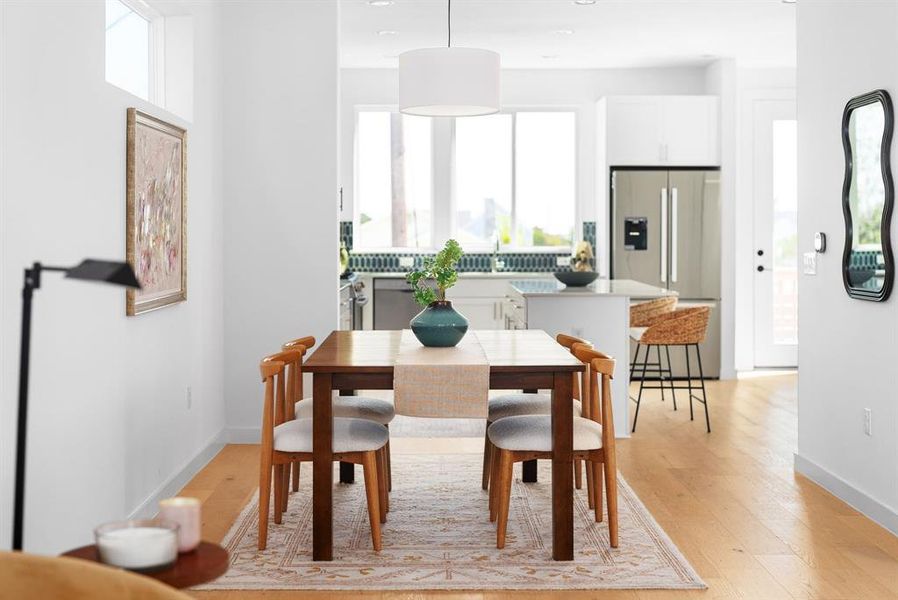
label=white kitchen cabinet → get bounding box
[599,95,720,167]
[451,297,503,329]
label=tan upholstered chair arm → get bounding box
[0,551,193,600]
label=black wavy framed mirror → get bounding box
[842,89,894,301]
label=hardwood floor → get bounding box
[185,374,898,599]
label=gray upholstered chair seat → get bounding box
[274,417,388,453]
[487,393,582,422]
[487,415,603,452]
[295,396,395,425]
[629,327,648,341]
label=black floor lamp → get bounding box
[13,259,140,551]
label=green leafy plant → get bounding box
[406,239,464,306]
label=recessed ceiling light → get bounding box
[377,30,398,36]
[551,29,575,35]
[781,0,796,3]
[542,55,559,60]
[368,0,394,6]
[573,0,596,5]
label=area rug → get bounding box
[197,454,705,591]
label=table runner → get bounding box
[393,330,489,418]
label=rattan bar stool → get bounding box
[630,306,712,433]
[629,297,678,401]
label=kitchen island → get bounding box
[506,278,676,437]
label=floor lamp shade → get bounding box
[399,47,500,117]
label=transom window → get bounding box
[355,109,577,251]
[105,0,162,103]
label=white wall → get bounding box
[340,67,709,232]
[221,1,340,440]
[795,0,898,534]
[0,0,225,552]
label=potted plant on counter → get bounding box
[406,239,469,347]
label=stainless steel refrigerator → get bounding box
[611,168,721,378]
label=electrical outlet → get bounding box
[864,408,872,436]
[398,256,414,268]
[187,386,193,410]
[556,256,570,267]
[803,252,817,275]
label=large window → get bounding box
[355,109,577,251]
[356,111,433,248]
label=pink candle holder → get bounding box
[158,497,201,553]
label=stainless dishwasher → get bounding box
[373,277,422,330]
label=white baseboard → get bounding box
[794,452,898,536]
[226,426,260,444]
[128,429,227,520]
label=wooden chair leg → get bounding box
[258,450,272,551]
[592,459,604,522]
[291,461,300,492]
[585,458,595,509]
[496,450,514,549]
[489,446,501,522]
[375,447,388,522]
[281,463,293,512]
[604,460,618,547]
[481,426,493,491]
[361,451,382,551]
[574,458,583,489]
[385,437,392,492]
[273,464,284,525]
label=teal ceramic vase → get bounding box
[409,301,469,347]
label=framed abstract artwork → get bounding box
[126,108,187,315]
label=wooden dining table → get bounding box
[303,329,584,561]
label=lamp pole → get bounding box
[12,261,139,551]
[12,264,39,551]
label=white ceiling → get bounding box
[340,0,796,70]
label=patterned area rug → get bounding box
[198,454,704,591]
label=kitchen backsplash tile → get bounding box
[339,220,597,274]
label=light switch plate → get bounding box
[556,256,570,267]
[803,251,817,275]
[398,256,414,268]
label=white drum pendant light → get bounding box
[399,0,500,117]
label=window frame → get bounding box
[352,105,580,254]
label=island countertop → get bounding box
[509,278,676,299]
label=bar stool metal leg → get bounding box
[630,343,641,380]
[632,343,651,432]
[695,343,711,433]
[664,345,677,410]
[685,344,694,421]
[656,345,666,403]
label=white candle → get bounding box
[96,525,178,570]
[159,497,202,553]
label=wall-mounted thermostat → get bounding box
[814,232,826,253]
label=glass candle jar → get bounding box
[158,497,201,553]
[94,519,178,572]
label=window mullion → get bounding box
[510,111,517,249]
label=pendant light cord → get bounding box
[447,0,452,48]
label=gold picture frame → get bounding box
[126,108,188,316]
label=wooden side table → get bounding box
[62,541,228,589]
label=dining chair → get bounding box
[258,351,389,551]
[283,336,395,492]
[487,348,619,549]
[481,333,590,492]
[630,306,712,433]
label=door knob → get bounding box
[757,265,765,272]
